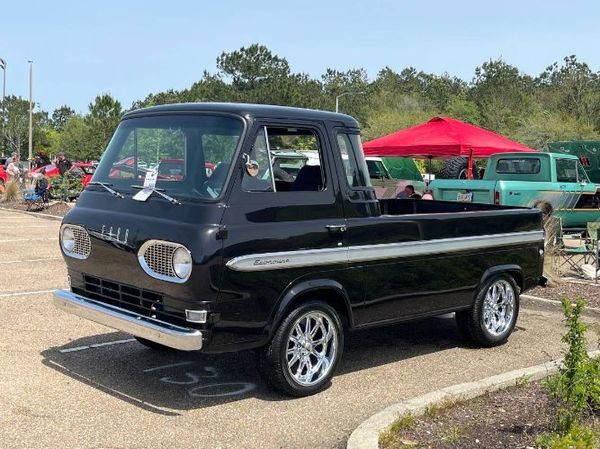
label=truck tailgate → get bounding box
[430,179,498,204]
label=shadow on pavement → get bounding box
[40,315,471,414]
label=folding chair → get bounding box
[586,222,600,282]
[552,217,593,276]
[23,188,49,211]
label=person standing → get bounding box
[6,154,21,180]
[56,152,72,176]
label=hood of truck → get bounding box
[60,190,226,302]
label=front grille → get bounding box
[73,274,187,326]
[71,227,92,258]
[138,240,190,283]
[143,243,177,278]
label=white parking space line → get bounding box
[0,289,57,298]
[142,361,194,372]
[59,339,136,353]
[7,225,59,228]
[0,257,62,264]
[3,237,58,242]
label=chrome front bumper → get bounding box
[53,289,203,351]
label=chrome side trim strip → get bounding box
[53,289,203,351]
[225,230,544,272]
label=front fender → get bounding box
[268,279,354,336]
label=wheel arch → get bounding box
[478,265,523,293]
[269,279,354,336]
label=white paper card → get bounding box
[132,188,153,202]
[144,169,158,188]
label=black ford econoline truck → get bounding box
[54,103,545,396]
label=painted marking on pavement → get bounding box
[59,338,136,353]
[3,237,58,242]
[0,289,56,298]
[143,361,194,372]
[0,257,61,265]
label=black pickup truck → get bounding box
[54,103,545,396]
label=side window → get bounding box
[336,132,371,188]
[576,161,589,183]
[556,159,578,183]
[242,126,326,192]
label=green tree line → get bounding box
[2,44,600,162]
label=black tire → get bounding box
[135,336,177,351]
[439,157,480,179]
[257,301,344,397]
[455,274,519,347]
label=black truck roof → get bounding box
[123,102,359,128]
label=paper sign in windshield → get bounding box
[144,170,158,188]
[133,170,158,202]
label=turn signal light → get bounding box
[185,310,208,323]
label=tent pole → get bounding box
[427,156,432,186]
[467,148,474,179]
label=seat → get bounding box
[23,187,49,211]
[585,221,600,282]
[291,165,323,191]
[552,217,593,276]
[204,163,230,197]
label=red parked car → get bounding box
[0,165,8,189]
[31,162,95,187]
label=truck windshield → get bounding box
[91,115,244,200]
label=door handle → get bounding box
[326,224,347,234]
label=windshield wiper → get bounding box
[88,182,124,198]
[131,185,182,205]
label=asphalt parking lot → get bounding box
[0,209,584,449]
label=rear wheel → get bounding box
[455,274,519,347]
[258,301,343,397]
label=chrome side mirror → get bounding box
[243,153,259,177]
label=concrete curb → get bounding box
[0,206,63,222]
[347,350,600,449]
[522,294,600,319]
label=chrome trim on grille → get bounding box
[53,289,203,351]
[226,230,544,272]
[60,224,92,260]
[138,240,192,283]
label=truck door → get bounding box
[556,158,583,210]
[219,121,362,335]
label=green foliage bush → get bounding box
[536,424,598,449]
[51,175,83,202]
[545,298,600,433]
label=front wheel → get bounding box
[258,301,344,397]
[456,275,519,347]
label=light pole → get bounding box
[335,91,366,113]
[0,58,5,104]
[0,58,5,157]
[28,60,33,167]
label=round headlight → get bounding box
[172,247,192,279]
[61,227,76,253]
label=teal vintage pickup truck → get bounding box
[430,152,600,228]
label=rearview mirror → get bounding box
[243,153,259,177]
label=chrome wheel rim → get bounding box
[483,279,515,336]
[286,311,338,387]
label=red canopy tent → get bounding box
[363,116,535,158]
[362,116,536,181]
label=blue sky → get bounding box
[2,1,600,113]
